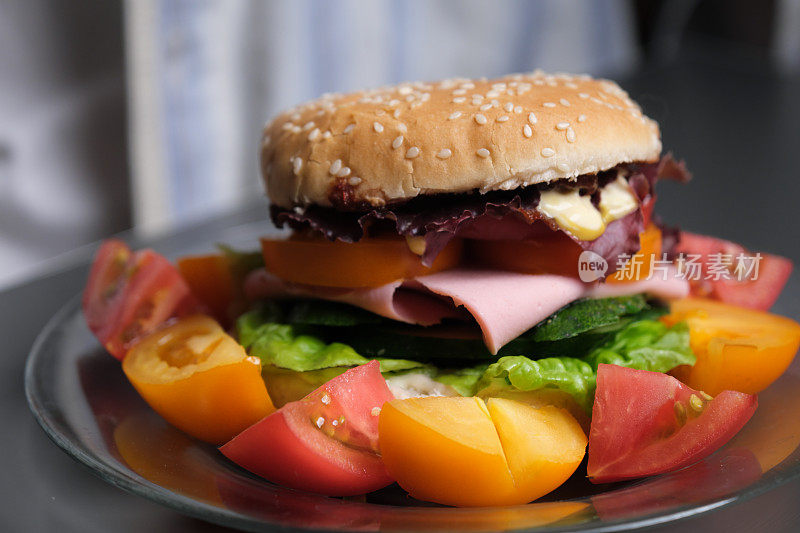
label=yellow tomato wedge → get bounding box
[260,236,463,288]
[378,396,586,507]
[122,315,275,444]
[478,388,591,434]
[663,298,800,396]
[606,223,662,283]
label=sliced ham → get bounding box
[244,268,689,354]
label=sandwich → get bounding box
[245,71,693,407]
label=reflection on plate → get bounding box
[25,245,800,532]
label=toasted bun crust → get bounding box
[261,71,661,208]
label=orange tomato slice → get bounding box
[122,315,274,444]
[378,396,586,507]
[606,223,662,283]
[177,254,235,323]
[663,298,800,396]
[467,231,584,277]
[260,236,463,288]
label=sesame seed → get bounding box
[453,88,467,95]
[472,94,483,100]
[528,112,538,124]
[398,123,407,132]
[388,99,400,106]
[329,159,342,175]
[461,82,475,89]
[406,146,420,158]
[523,124,533,138]
[453,97,466,104]
[303,121,315,130]
[373,122,384,133]
[480,103,492,111]
[578,114,587,122]
[476,148,490,158]
[474,113,487,124]
[557,162,570,172]
[486,90,500,98]
[556,122,570,130]
[448,111,462,120]
[343,124,355,134]
[437,148,452,159]
[292,157,302,175]
[322,130,332,140]
[337,166,351,177]
[504,102,514,112]
[543,102,556,108]
[392,135,404,149]
[514,105,523,114]
[541,147,555,157]
[497,115,510,122]
[348,176,362,186]
[566,128,576,143]
[308,128,321,141]
[393,109,401,119]
[578,93,589,99]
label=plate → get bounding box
[24,222,800,532]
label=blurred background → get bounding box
[1,0,799,290]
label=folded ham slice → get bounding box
[244,268,689,354]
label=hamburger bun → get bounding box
[261,71,661,209]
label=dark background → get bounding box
[2,0,800,531]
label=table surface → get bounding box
[4,56,800,532]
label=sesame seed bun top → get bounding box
[261,71,661,209]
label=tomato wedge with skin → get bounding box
[664,298,800,396]
[675,232,793,311]
[123,315,274,444]
[260,236,463,288]
[83,240,204,360]
[220,361,394,496]
[588,364,757,483]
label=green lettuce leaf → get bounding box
[237,309,427,373]
[476,319,695,411]
[433,365,489,396]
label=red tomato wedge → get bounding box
[83,240,203,360]
[588,364,757,483]
[675,232,793,311]
[220,361,394,496]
